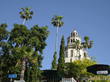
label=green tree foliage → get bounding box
[57,36,65,76]
[82,36,93,49]
[89,75,110,81]
[0,8,49,82]
[64,59,96,81]
[51,15,64,27]
[0,24,8,41]
[0,24,10,81]
[19,7,33,24]
[51,51,57,70]
[64,63,81,79]
[10,24,49,80]
[0,24,49,82]
[9,24,31,80]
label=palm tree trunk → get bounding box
[55,27,59,52]
[20,59,26,80]
[23,19,26,25]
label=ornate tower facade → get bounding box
[65,30,90,63]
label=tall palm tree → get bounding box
[51,15,64,69]
[19,7,33,80]
[19,7,33,25]
[51,15,64,53]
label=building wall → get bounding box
[61,77,76,82]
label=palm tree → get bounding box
[15,47,34,80]
[73,40,82,60]
[19,7,33,80]
[51,15,64,69]
[19,7,33,25]
[51,15,64,53]
[82,36,93,58]
[83,36,93,49]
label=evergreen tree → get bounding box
[51,51,57,70]
[57,36,65,77]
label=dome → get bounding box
[71,30,78,37]
[73,30,77,33]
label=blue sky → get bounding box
[0,0,110,69]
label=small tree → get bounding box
[64,59,96,81]
[73,59,96,81]
[83,36,93,49]
[82,36,93,58]
[64,62,81,79]
[51,51,57,70]
[73,36,93,59]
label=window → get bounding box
[65,52,68,57]
[71,50,73,57]
[71,39,72,43]
[73,39,75,42]
[66,54,68,57]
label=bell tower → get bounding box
[67,30,81,46]
[65,30,90,63]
